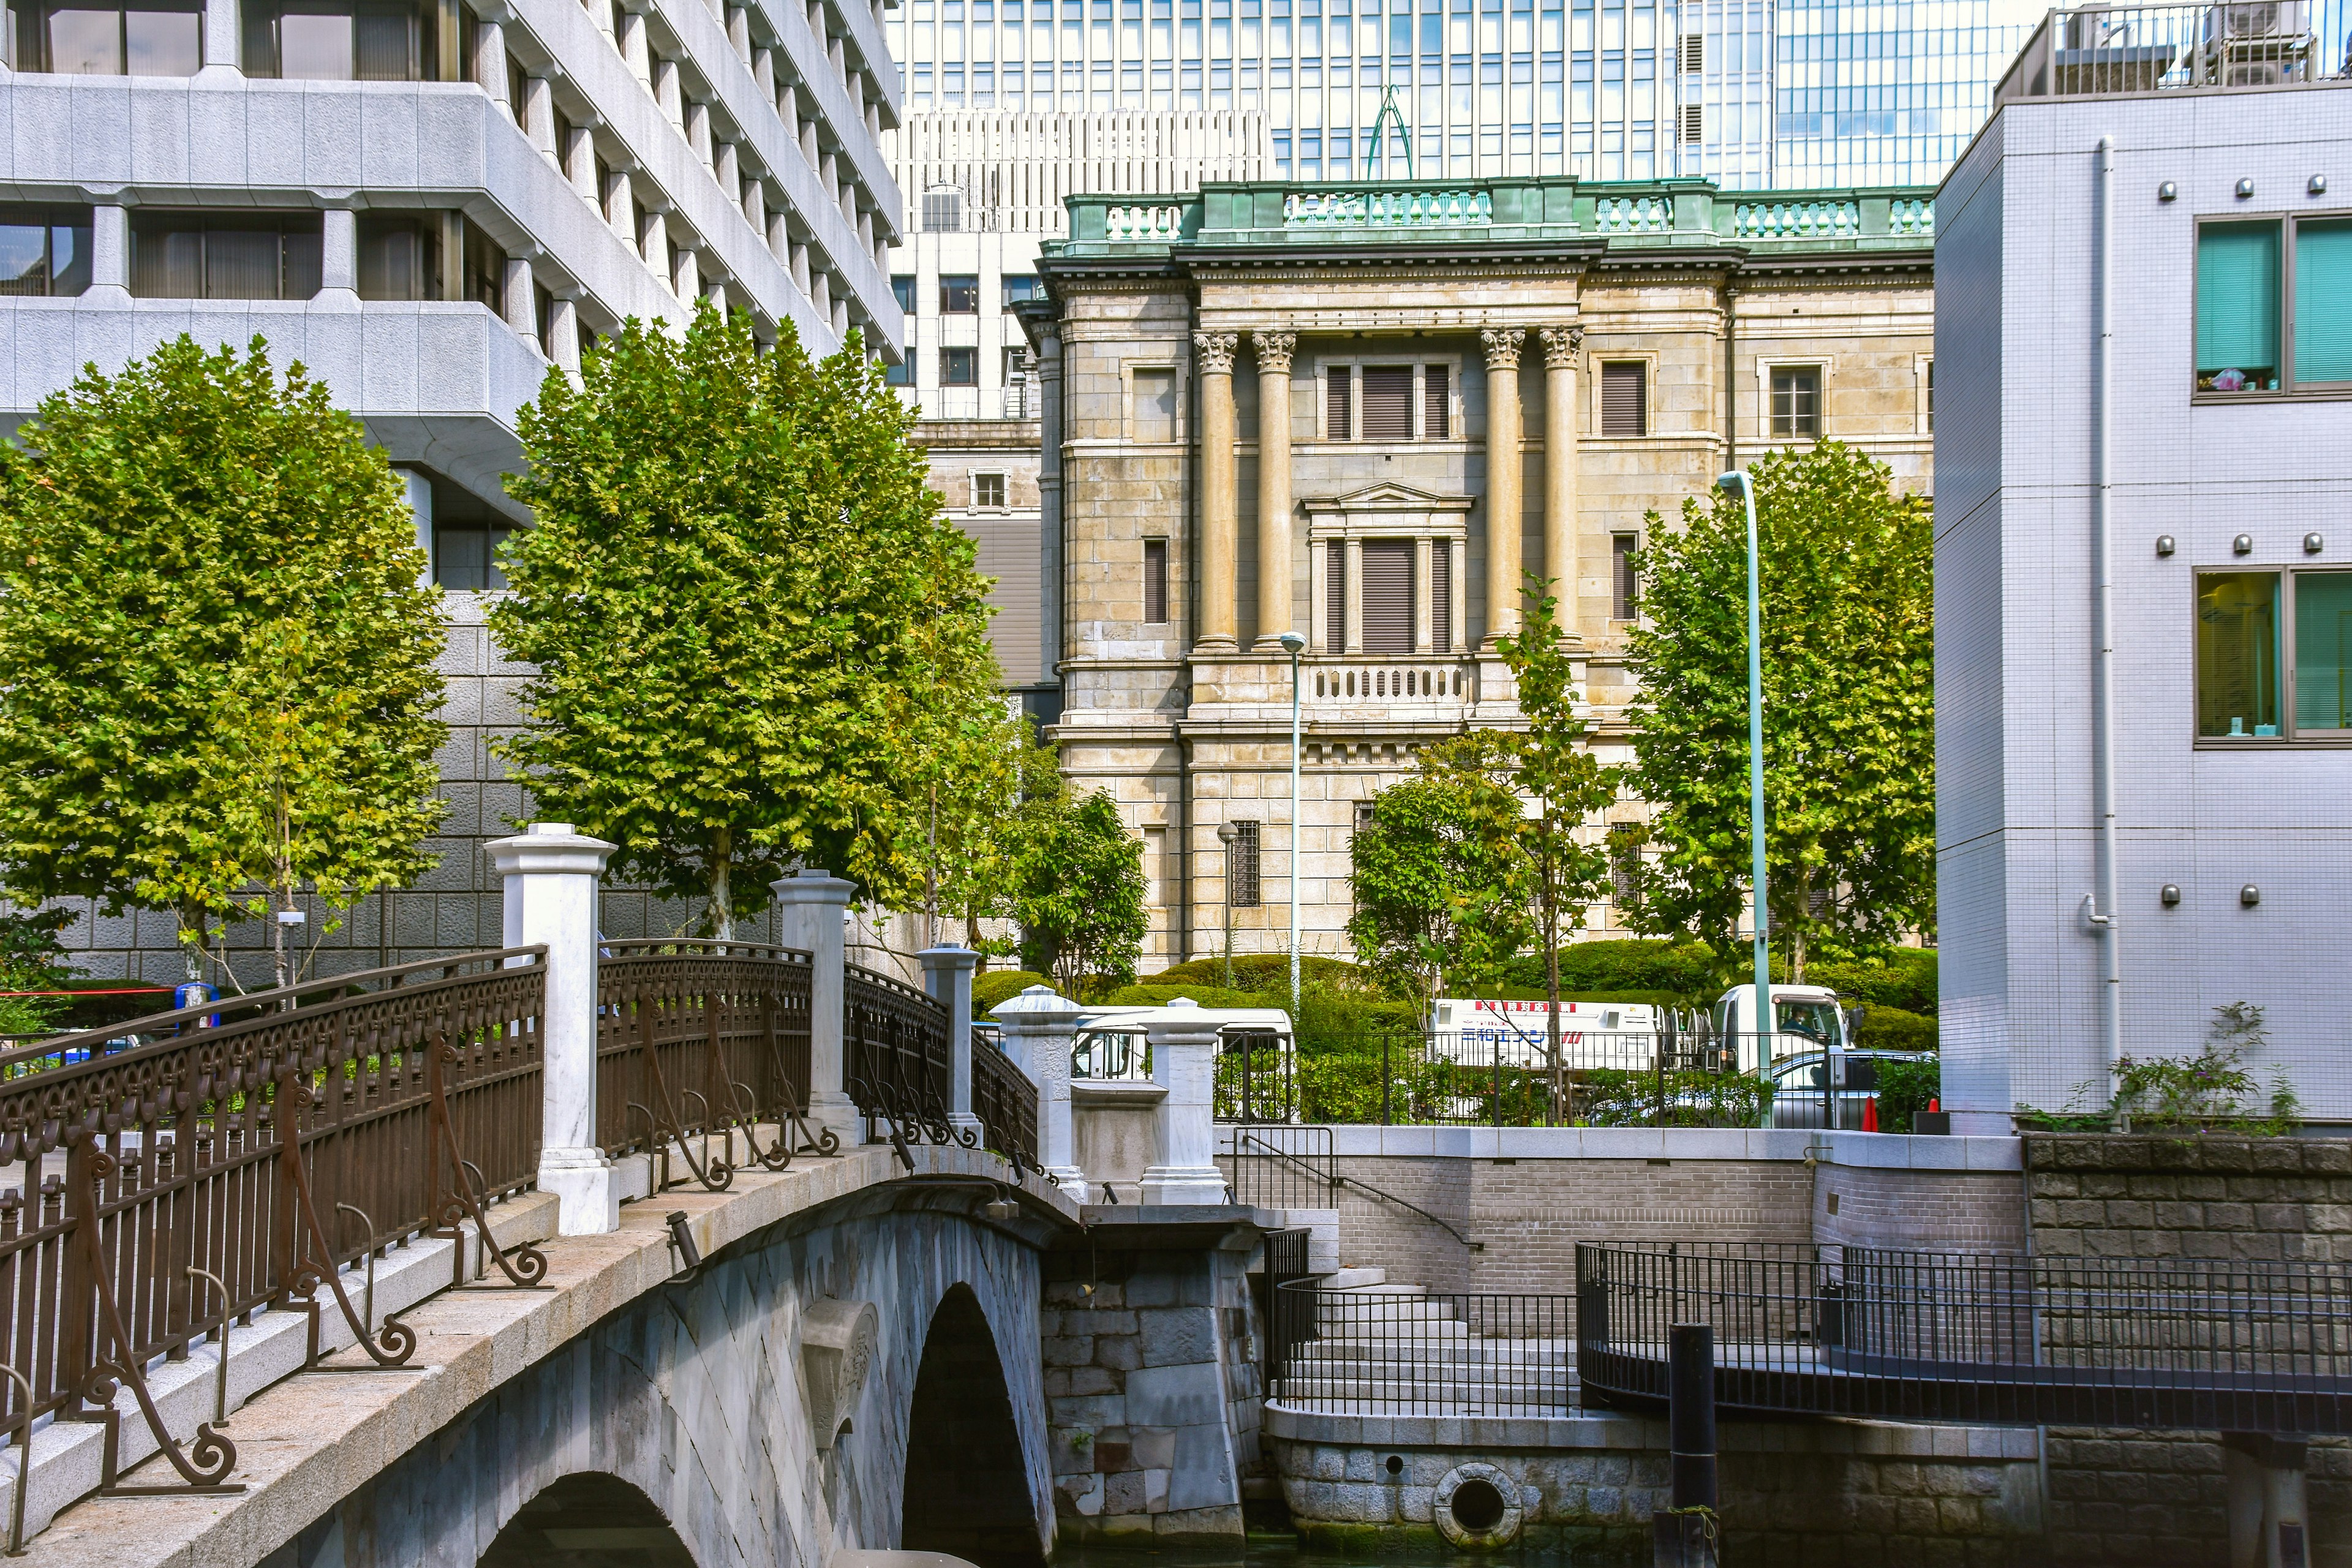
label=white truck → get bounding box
[1425,997,1666,1071]
[1709,982,1853,1073]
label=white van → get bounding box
[1426,997,1665,1071]
[1710,983,1853,1074]
[1068,1004,1295,1083]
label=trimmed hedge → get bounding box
[971,969,1055,1018]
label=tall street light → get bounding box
[1716,469,1771,1076]
[1216,820,1239,990]
[1279,630,1308,1011]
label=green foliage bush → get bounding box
[1099,983,1267,1009]
[2015,1003,2299,1136]
[1152,954,1368,992]
[972,969,1054,1017]
[1503,938,1720,998]
[1875,1055,1940,1133]
[1852,1003,1938,1052]
[1809,949,1939,1014]
[1579,1069,1776,1128]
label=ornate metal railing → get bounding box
[845,965,956,1155]
[595,940,832,1193]
[0,949,549,1493]
[971,1038,1039,1169]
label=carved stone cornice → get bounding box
[1193,330,1239,374]
[1539,324,1584,368]
[1480,326,1525,371]
[1252,330,1297,375]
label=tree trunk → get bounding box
[967,913,986,970]
[710,824,734,944]
[270,895,290,992]
[1544,832,1564,1125]
[177,904,205,983]
[1787,864,1809,984]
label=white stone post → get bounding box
[487,822,620,1236]
[772,869,861,1147]
[318,208,358,301]
[1142,998,1229,1205]
[992,986,1087,1201]
[919,944,982,1137]
[88,204,130,305]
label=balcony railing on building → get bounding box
[904,382,1038,421]
[1995,1,2345,104]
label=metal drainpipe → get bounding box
[2082,135,2124,1095]
[1722,279,1738,469]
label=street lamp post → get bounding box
[1216,821,1239,991]
[1716,470,1771,1077]
[1280,631,1307,1012]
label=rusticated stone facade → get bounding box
[1028,181,1936,968]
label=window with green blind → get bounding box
[2293,218,2352,386]
[2294,572,2352,732]
[2196,568,2352,742]
[2196,221,2280,393]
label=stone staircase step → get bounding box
[1321,1266,1389,1289]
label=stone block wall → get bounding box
[2024,1134,2352,1563]
[1039,1233,1264,1546]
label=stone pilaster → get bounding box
[1251,330,1297,651]
[1195,330,1240,651]
[1540,323,1585,644]
[1480,326,1525,647]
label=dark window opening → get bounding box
[1424,361,1450,438]
[1144,537,1169,623]
[1325,364,1352,439]
[0,205,92,296]
[1432,542,1450,649]
[941,345,978,385]
[1600,360,1646,436]
[429,475,516,590]
[1360,538,1414,654]
[939,273,979,313]
[1228,820,1261,908]
[23,0,202,74]
[1771,366,1820,437]
[1612,532,1638,620]
[130,209,322,300]
[891,273,917,312]
[1359,364,1413,442]
[356,212,441,299]
[1001,273,1043,307]
[972,470,1007,508]
[1327,540,1346,648]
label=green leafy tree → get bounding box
[1346,743,1534,1008]
[1497,580,1622,1115]
[495,304,1000,934]
[1005,746,1146,1000]
[0,335,447,985]
[1623,441,1934,979]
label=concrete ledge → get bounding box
[1314,1124,2021,1170]
[25,1138,1076,1568]
[1264,1401,2041,1460]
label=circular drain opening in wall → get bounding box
[1385,1455,1403,1476]
[1449,1479,1507,1532]
[1433,1463,1523,1549]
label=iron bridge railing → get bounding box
[1578,1240,2352,1433]
[845,965,1042,1175]
[0,948,552,1494]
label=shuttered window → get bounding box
[1360,366,1414,442]
[1327,542,1347,648]
[1613,532,1638,620]
[1600,361,1646,437]
[1326,366,1354,439]
[2293,217,2352,384]
[1361,540,1415,655]
[1425,363,1450,438]
[1433,546,1451,650]
[2196,221,2280,390]
[1144,538,1169,624]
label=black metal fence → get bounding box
[1220,1023,1793,1128]
[1222,1125,1336,1210]
[1261,1227,1312,1385]
[1268,1280,1575,1415]
[1578,1240,2352,1433]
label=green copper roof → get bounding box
[1049,176,1937,260]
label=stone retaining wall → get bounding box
[1263,1406,2043,1565]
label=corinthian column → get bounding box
[1540,323,1584,641]
[1480,326,1526,646]
[1196,330,1240,652]
[1252,330,1297,650]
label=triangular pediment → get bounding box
[1301,482,1476,515]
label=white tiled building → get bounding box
[1934,10,2352,1128]
[6,0,902,977]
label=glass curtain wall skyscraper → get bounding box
[888,0,2049,190]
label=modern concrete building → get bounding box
[5,0,903,978]
[1025,176,1938,965]
[1934,2,2352,1129]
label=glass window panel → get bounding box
[278,9,353,75]
[0,225,47,295]
[47,9,123,72]
[352,2,416,78]
[49,220,90,294]
[203,227,281,297]
[281,223,322,298]
[2197,571,2282,739]
[132,225,202,296]
[2293,217,2352,386]
[358,215,429,299]
[2294,572,2352,732]
[125,6,199,72]
[2195,221,2280,393]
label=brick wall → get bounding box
[1814,1164,2025,1253]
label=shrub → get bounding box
[1504,939,1720,998]
[1875,1055,1939,1133]
[1580,1069,1776,1128]
[1852,1004,1938,1052]
[1811,949,1938,1014]
[2016,1002,2300,1136]
[973,969,1055,1017]
[1152,954,1369,992]
[1098,983,1267,1009]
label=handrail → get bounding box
[1227,1129,1481,1251]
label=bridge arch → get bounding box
[480,1472,693,1567]
[900,1283,1040,1567]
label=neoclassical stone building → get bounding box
[1019,179,1937,967]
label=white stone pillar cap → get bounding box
[484,821,616,875]
[992,984,1084,1029]
[918,944,981,973]
[770,867,856,906]
[1144,995,1223,1044]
